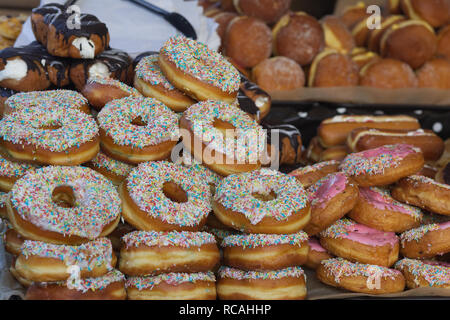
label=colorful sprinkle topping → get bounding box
[126,272,215,290]
[289,160,340,176]
[219,266,305,280]
[160,35,240,93]
[179,152,221,187]
[122,230,216,248]
[126,161,211,227]
[399,222,450,245]
[202,225,238,242]
[323,115,418,124]
[395,258,450,287]
[64,269,125,293]
[135,54,175,90]
[87,76,142,97]
[97,96,180,148]
[221,231,308,248]
[214,168,308,225]
[88,151,135,178]
[0,153,36,178]
[406,175,450,190]
[10,166,121,239]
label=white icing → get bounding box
[0,58,27,82]
[72,37,96,59]
[88,62,111,80]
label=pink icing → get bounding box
[439,221,450,230]
[308,237,326,252]
[360,187,416,215]
[308,173,348,208]
[424,260,450,268]
[343,223,398,247]
[360,144,416,159]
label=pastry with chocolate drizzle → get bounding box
[238,75,271,122]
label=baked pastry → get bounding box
[360,58,418,89]
[321,15,355,54]
[339,2,370,29]
[416,58,450,89]
[395,258,450,288]
[401,0,450,28]
[252,57,305,92]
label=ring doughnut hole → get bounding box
[162,181,188,203]
[51,185,77,208]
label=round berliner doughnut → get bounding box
[399,222,450,259]
[119,230,220,275]
[213,12,238,51]
[217,266,307,300]
[0,191,7,218]
[395,258,450,288]
[401,0,450,28]
[119,161,211,232]
[159,35,240,102]
[126,272,216,300]
[380,20,437,69]
[367,15,406,52]
[213,168,310,234]
[25,269,126,300]
[416,58,450,89]
[4,89,90,116]
[15,238,116,282]
[70,48,133,90]
[223,16,272,69]
[319,145,349,162]
[180,100,266,176]
[4,226,25,256]
[360,58,418,89]
[318,115,420,148]
[31,3,109,59]
[305,236,333,270]
[97,96,179,164]
[339,2,370,29]
[289,160,340,188]
[320,219,400,267]
[221,231,309,271]
[252,57,305,92]
[347,128,445,162]
[321,15,355,54]
[81,77,142,111]
[134,54,195,112]
[304,172,359,236]
[7,166,121,245]
[238,75,272,121]
[339,144,424,187]
[233,0,291,24]
[85,151,135,186]
[272,12,325,66]
[436,162,450,185]
[0,41,70,91]
[308,49,359,87]
[0,106,99,166]
[348,187,423,233]
[317,258,405,294]
[437,25,450,60]
[0,153,36,192]
[391,175,450,216]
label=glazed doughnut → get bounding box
[70,48,133,90]
[212,168,310,234]
[7,166,121,245]
[416,58,450,89]
[436,162,450,185]
[261,122,303,166]
[25,269,126,300]
[179,100,266,176]
[339,2,370,29]
[31,3,109,59]
[401,0,450,28]
[318,115,420,148]
[380,20,437,69]
[0,191,7,218]
[85,151,135,186]
[305,237,333,270]
[437,25,450,60]
[15,238,116,282]
[347,128,445,161]
[339,144,424,187]
[317,258,405,294]
[320,219,400,267]
[97,96,179,164]
[321,15,355,54]
[221,232,309,271]
[319,145,349,162]
[360,58,418,89]
[304,136,325,163]
[238,75,271,121]
[82,77,142,111]
[391,175,450,216]
[252,57,305,92]
[367,15,406,52]
[0,41,70,91]
[348,187,423,232]
[0,153,36,192]
[304,172,359,236]
[3,89,90,116]
[395,258,450,288]
[308,49,359,87]
[119,230,220,275]
[159,35,240,102]
[289,160,340,188]
[217,266,307,300]
[272,12,325,66]
[399,222,450,259]
[223,16,272,69]
[0,105,99,166]
[4,227,25,256]
[134,54,195,112]
[119,161,211,231]
[126,272,216,300]
[233,0,291,24]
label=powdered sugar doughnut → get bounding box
[320,219,400,267]
[119,161,211,232]
[7,166,121,245]
[395,258,450,289]
[213,168,310,234]
[0,153,37,192]
[339,144,424,187]
[85,151,135,186]
[97,96,180,164]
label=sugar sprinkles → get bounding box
[122,230,216,248]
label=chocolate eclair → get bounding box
[237,75,271,122]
